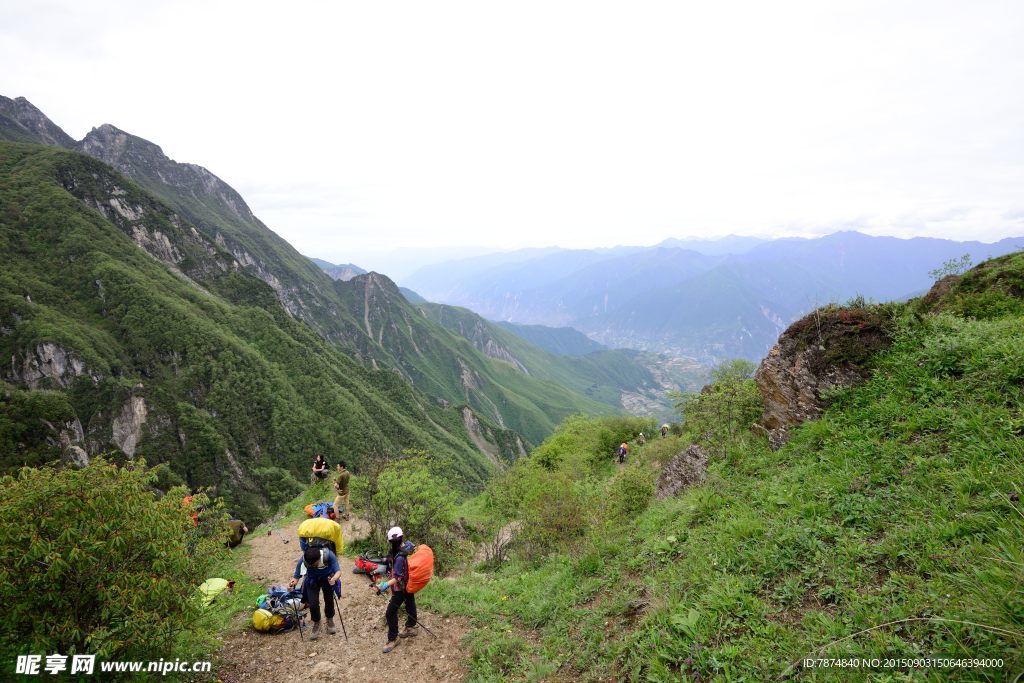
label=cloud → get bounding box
[2,0,1023,252]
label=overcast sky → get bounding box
[3,1,1023,270]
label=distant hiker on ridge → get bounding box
[311,454,328,482]
[289,546,342,640]
[334,461,351,521]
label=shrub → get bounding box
[0,458,227,662]
[364,452,464,570]
[517,473,588,561]
[605,463,655,522]
[671,358,762,445]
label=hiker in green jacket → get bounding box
[333,462,351,521]
[225,518,248,548]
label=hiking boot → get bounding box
[326,618,337,635]
[383,639,400,653]
[399,624,419,638]
[309,621,321,641]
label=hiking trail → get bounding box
[217,516,470,682]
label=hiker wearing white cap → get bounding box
[372,526,419,653]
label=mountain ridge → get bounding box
[404,232,1024,362]
[0,95,640,445]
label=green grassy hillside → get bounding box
[0,142,519,521]
[494,320,607,357]
[419,252,1024,680]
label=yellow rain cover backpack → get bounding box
[298,517,344,554]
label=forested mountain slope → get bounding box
[0,95,628,444]
[0,142,523,521]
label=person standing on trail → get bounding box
[617,442,628,464]
[638,432,646,446]
[289,546,342,640]
[373,526,419,653]
[661,425,669,438]
[333,462,351,521]
[311,454,329,482]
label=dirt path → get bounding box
[217,517,470,682]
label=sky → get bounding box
[3,0,1024,271]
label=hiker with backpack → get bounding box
[617,442,628,464]
[334,461,351,521]
[225,518,248,548]
[374,526,419,653]
[288,546,342,641]
[311,454,329,482]
[638,432,646,446]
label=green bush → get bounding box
[672,359,763,443]
[517,473,589,561]
[0,458,227,662]
[605,463,655,522]
[364,453,465,570]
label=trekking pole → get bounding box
[291,599,304,642]
[269,521,289,544]
[292,578,305,642]
[332,591,349,642]
[415,618,439,639]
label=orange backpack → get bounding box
[404,544,434,594]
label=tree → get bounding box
[672,359,763,442]
[363,451,461,568]
[0,458,227,662]
[928,253,973,281]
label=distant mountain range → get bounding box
[403,232,1024,361]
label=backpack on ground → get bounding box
[298,517,344,554]
[253,585,303,633]
[353,550,387,575]
[402,543,435,594]
[304,502,335,519]
[252,607,297,633]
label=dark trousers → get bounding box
[303,580,336,622]
[386,591,417,641]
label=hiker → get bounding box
[288,546,342,641]
[334,461,351,521]
[373,526,419,653]
[617,442,628,464]
[226,518,248,548]
[661,424,669,438]
[311,454,329,482]
[638,432,646,446]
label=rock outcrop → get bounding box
[755,306,893,449]
[656,444,710,500]
[111,395,148,457]
[6,343,94,389]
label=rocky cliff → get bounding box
[754,305,894,449]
